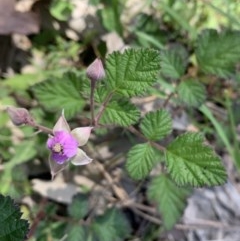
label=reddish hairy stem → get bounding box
[27,120,53,135]
[90,80,96,126]
[94,92,114,126]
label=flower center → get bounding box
[52,143,63,153]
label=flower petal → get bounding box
[71,127,93,146]
[49,154,69,180]
[53,110,71,133]
[70,148,93,166]
[86,58,105,82]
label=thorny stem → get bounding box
[94,92,114,126]
[127,126,165,152]
[90,80,96,126]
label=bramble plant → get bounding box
[7,48,227,186]
[4,33,235,238]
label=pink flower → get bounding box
[47,131,78,164]
[47,111,92,179]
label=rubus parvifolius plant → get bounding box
[6,46,228,232]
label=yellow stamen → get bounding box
[52,143,62,153]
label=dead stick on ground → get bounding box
[94,160,129,201]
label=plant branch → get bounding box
[176,219,240,231]
[90,80,96,126]
[28,122,53,135]
[131,207,162,225]
[127,126,165,152]
[94,92,114,126]
[27,198,47,239]
[94,160,129,201]
[162,91,175,108]
[131,206,240,231]
[122,200,157,215]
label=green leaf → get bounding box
[67,225,85,241]
[140,110,172,141]
[94,84,110,104]
[196,29,240,77]
[51,222,67,240]
[160,48,186,79]
[35,221,66,241]
[135,30,164,49]
[126,143,162,180]
[92,208,131,241]
[3,73,45,91]
[50,0,74,21]
[106,48,160,97]
[1,167,29,199]
[199,104,234,164]
[166,132,227,187]
[160,3,197,39]
[0,195,29,241]
[177,79,206,107]
[68,194,89,220]
[5,141,37,169]
[100,99,140,127]
[106,3,123,35]
[100,6,122,35]
[133,13,165,49]
[148,174,191,230]
[32,72,85,118]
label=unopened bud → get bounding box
[86,58,105,82]
[6,106,34,126]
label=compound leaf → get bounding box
[106,48,160,97]
[0,195,29,241]
[177,79,206,107]
[140,109,172,141]
[196,29,240,77]
[148,174,191,230]
[166,132,227,187]
[5,140,37,169]
[126,143,162,180]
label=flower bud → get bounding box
[86,58,105,82]
[6,106,33,126]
